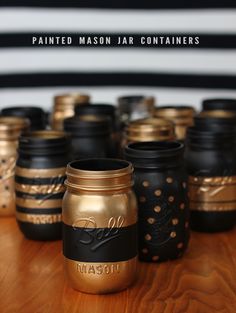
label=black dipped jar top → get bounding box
[64,115,111,136]
[194,110,236,131]
[202,98,236,111]
[1,106,46,130]
[75,104,116,120]
[124,141,185,169]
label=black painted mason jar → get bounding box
[202,98,236,111]
[1,106,46,130]
[15,130,70,240]
[124,141,190,262]
[64,115,113,160]
[185,127,236,232]
[63,158,138,294]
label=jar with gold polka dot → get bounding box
[125,141,190,262]
[0,116,30,216]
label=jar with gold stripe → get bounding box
[185,127,236,232]
[63,159,138,294]
[15,130,70,240]
[124,141,190,262]
[0,117,30,217]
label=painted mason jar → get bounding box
[185,127,236,232]
[63,158,138,294]
[125,141,190,262]
[15,130,69,240]
[0,117,30,217]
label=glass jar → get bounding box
[63,158,138,294]
[64,115,113,159]
[15,130,69,240]
[185,127,236,232]
[124,141,190,262]
[0,117,30,216]
[2,106,46,130]
[51,93,90,130]
[155,106,196,141]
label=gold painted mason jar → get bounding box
[51,93,90,130]
[123,117,175,146]
[155,106,196,141]
[63,159,138,294]
[0,117,29,217]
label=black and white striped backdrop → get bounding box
[1,2,236,110]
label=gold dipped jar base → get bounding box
[64,257,137,294]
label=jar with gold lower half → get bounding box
[0,117,30,217]
[185,127,236,232]
[15,131,69,240]
[155,106,196,141]
[63,159,138,294]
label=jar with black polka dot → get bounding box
[125,141,190,262]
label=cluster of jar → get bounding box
[0,95,236,294]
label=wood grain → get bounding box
[0,218,236,313]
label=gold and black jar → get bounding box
[155,106,195,141]
[15,130,69,240]
[202,98,236,111]
[185,127,236,232]
[0,117,30,217]
[63,159,138,294]
[124,141,190,262]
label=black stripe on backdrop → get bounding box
[1,0,236,9]
[1,72,236,90]
[0,33,236,49]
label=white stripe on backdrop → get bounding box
[0,9,236,33]
[1,87,236,111]
[1,49,236,74]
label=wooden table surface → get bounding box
[0,218,236,313]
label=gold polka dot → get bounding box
[180,203,185,210]
[154,206,161,213]
[182,182,187,189]
[142,181,150,187]
[185,221,189,228]
[142,248,148,254]
[139,196,146,203]
[166,177,173,183]
[152,256,159,262]
[155,189,162,197]
[147,217,155,224]
[170,231,176,238]
[168,196,174,202]
[145,234,152,241]
[172,218,179,225]
[177,242,184,249]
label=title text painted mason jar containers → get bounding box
[2,106,46,130]
[185,127,236,232]
[15,131,69,240]
[64,115,113,160]
[0,117,30,217]
[125,141,190,262]
[51,93,90,130]
[155,106,195,141]
[63,159,138,294]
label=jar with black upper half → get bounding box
[15,131,70,240]
[202,98,236,111]
[124,141,190,262]
[185,127,236,232]
[64,115,113,160]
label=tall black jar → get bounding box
[64,115,113,160]
[185,127,236,232]
[125,141,190,262]
[15,130,70,240]
[1,106,46,130]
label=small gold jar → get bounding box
[63,158,138,294]
[123,117,175,146]
[51,93,90,130]
[0,117,30,216]
[155,106,196,140]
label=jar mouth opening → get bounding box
[155,106,195,117]
[22,130,67,140]
[197,110,236,118]
[127,141,183,153]
[2,106,44,115]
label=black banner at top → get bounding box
[1,0,236,9]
